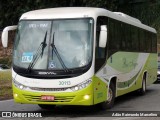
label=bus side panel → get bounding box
[117,53,157,96]
[106,52,155,97]
[144,53,157,85]
[92,76,108,105]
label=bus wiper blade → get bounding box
[51,32,69,72]
[27,31,47,72]
[41,32,47,57]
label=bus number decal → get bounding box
[59,81,71,86]
[22,52,33,63]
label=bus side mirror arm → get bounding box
[99,25,107,48]
[1,25,17,48]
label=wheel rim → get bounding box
[107,88,113,103]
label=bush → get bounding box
[0,57,12,67]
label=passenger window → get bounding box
[95,16,108,72]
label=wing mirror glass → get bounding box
[99,25,107,48]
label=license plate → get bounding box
[41,95,55,101]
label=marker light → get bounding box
[84,95,90,100]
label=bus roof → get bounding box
[20,7,156,33]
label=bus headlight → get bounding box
[70,79,92,91]
[13,79,28,90]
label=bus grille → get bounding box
[30,87,68,91]
[23,94,75,102]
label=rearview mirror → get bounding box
[1,25,17,47]
[99,25,107,48]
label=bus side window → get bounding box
[145,31,151,52]
[95,16,108,72]
[121,23,129,50]
[152,34,157,53]
[108,19,121,56]
[131,26,139,51]
[139,29,145,52]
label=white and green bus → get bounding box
[1,7,157,109]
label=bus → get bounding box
[1,7,157,109]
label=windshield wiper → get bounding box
[27,31,47,72]
[51,32,69,72]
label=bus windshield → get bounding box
[13,19,93,71]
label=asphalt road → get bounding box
[0,83,160,120]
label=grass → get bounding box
[0,70,12,100]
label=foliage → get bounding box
[0,0,117,28]
[0,71,12,100]
[0,57,12,67]
[117,0,160,43]
[0,71,11,81]
[0,1,159,27]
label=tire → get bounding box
[98,82,115,110]
[138,75,146,95]
[38,104,56,110]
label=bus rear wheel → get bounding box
[138,75,146,95]
[98,82,115,110]
[38,104,56,110]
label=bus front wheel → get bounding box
[98,82,115,110]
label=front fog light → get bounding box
[14,93,18,98]
[84,95,90,100]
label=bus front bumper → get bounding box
[12,83,94,106]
